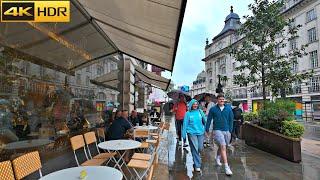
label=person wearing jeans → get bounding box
[206,94,234,176]
[182,99,206,172]
[173,95,187,146]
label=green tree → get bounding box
[230,0,312,100]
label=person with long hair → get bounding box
[182,99,206,172]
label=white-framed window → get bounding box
[310,50,318,68]
[308,28,317,43]
[86,66,90,72]
[310,76,320,92]
[76,73,81,85]
[97,65,104,75]
[306,9,317,22]
[289,38,297,50]
[291,59,298,72]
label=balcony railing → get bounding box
[233,94,247,99]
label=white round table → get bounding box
[39,166,122,180]
[98,139,141,151]
[98,140,141,180]
[134,125,158,130]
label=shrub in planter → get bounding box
[281,121,304,138]
[243,112,259,123]
[258,99,295,133]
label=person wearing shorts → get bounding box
[206,94,233,176]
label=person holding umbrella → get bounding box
[173,94,188,147]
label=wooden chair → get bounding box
[0,160,15,180]
[12,151,42,180]
[134,129,150,152]
[70,135,105,166]
[83,132,116,165]
[96,128,105,143]
[128,139,159,180]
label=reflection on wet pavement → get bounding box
[154,116,320,180]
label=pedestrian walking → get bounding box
[231,102,243,143]
[182,99,206,172]
[203,94,215,148]
[206,94,233,176]
[173,94,188,147]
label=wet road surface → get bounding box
[153,116,320,180]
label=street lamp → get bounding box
[216,74,227,94]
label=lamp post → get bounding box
[216,74,227,94]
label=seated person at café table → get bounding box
[106,110,133,140]
[129,110,142,126]
[150,108,160,122]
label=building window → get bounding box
[289,38,297,50]
[310,76,320,92]
[310,50,318,68]
[86,76,90,86]
[76,74,81,85]
[97,65,104,76]
[306,9,316,22]
[209,79,212,84]
[308,28,317,43]
[291,61,298,73]
[86,66,90,72]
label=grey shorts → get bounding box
[214,130,231,146]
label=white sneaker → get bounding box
[178,141,182,146]
[215,156,222,166]
[195,168,201,172]
[225,165,233,176]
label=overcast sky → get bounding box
[163,0,254,88]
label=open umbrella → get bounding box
[167,90,191,102]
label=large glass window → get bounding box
[308,28,317,43]
[310,50,318,69]
[306,9,316,22]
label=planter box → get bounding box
[243,123,301,163]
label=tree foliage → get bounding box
[230,0,312,100]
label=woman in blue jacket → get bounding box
[182,99,206,172]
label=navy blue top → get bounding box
[206,104,234,133]
[107,117,132,140]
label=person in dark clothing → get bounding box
[129,110,142,126]
[106,110,133,140]
[103,104,114,130]
[231,102,244,142]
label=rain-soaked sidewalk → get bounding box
[153,116,320,180]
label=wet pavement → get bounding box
[153,116,320,180]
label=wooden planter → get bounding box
[243,123,301,163]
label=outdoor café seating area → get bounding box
[0,120,170,180]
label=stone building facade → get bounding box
[190,70,206,98]
[203,0,320,119]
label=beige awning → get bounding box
[76,0,186,71]
[0,3,117,75]
[134,65,170,91]
[0,0,186,74]
[90,70,119,90]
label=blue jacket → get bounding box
[206,104,234,133]
[182,99,206,140]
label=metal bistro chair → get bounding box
[134,129,150,153]
[96,127,106,143]
[83,132,116,166]
[0,160,15,180]
[70,135,105,166]
[128,138,160,180]
[12,151,42,180]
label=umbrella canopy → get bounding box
[167,90,191,102]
